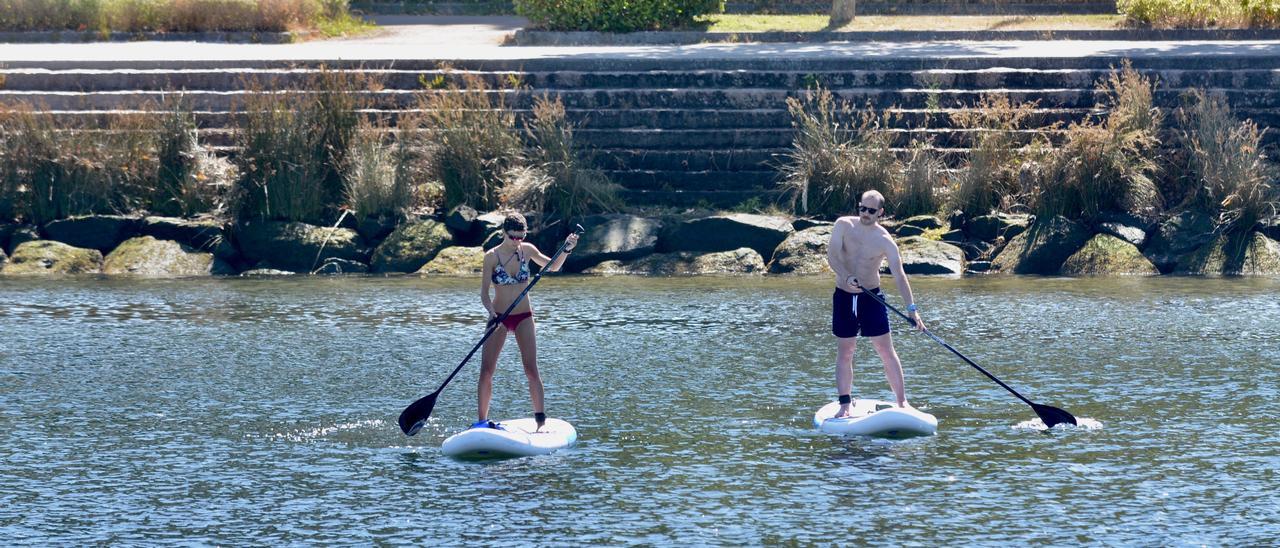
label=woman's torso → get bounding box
[490,246,533,314]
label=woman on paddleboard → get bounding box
[477,212,578,431]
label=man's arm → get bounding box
[827,219,854,291]
[884,236,924,330]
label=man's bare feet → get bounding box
[834,403,853,419]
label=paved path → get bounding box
[4,16,1280,63]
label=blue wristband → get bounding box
[906,304,918,313]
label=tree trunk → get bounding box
[830,0,856,28]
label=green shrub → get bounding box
[1119,0,1280,28]
[1175,89,1278,233]
[516,0,723,31]
[1035,64,1162,221]
[780,88,900,218]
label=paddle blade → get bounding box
[398,392,438,436]
[1033,403,1078,429]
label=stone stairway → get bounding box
[4,55,1280,207]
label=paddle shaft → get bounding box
[852,280,1038,408]
[423,227,583,403]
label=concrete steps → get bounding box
[5,56,1280,206]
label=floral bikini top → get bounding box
[491,249,530,285]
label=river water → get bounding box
[1,275,1277,545]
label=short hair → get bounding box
[861,190,885,209]
[503,212,528,232]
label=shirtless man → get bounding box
[826,190,926,418]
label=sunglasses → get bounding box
[506,231,526,240]
[858,205,880,215]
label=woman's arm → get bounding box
[526,234,578,272]
[480,252,495,317]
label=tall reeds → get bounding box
[949,93,1041,216]
[1175,90,1278,233]
[781,87,899,218]
[0,105,156,225]
[500,95,619,225]
[415,71,523,211]
[231,69,364,223]
[1035,64,1162,220]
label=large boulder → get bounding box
[0,240,102,275]
[966,213,1030,242]
[792,218,832,231]
[370,219,453,273]
[1143,211,1217,273]
[235,221,367,273]
[901,215,945,230]
[43,215,139,252]
[1175,232,1280,275]
[444,205,484,245]
[768,225,833,275]
[417,246,485,276]
[565,214,663,272]
[1060,234,1159,276]
[1094,211,1150,248]
[356,215,398,244]
[139,216,224,251]
[659,213,793,261]
[102,236,216,276]
[0,223,18,252]
[585,248,765,276]
[7,225,40,253]
[991,216,1091,274]
[1261,217,1280,242]
[896,236,965,275]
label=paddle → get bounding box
[852,279,1078,428]
[397,224,586,436]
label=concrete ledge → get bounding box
[0,30,306,44]
[511,28,1280,46]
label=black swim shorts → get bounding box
[832,287,890,338]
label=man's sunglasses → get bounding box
[858,205,880,215]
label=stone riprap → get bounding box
[0,240,103,275]
[102,236,219,276]
[1060,234,1159,276]
[2,211,1277,278]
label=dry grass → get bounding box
[1175,90,1278,233]
[0,0,361,33]
[780,87,900,218]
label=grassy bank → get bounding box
[1,65,1276,237]
[0,0,375,36]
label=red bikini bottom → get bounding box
[498,311,533,331]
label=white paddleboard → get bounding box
[441,417,577,459]
[814,399,938,439]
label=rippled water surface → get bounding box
[2,275,1278,545]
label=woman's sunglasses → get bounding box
[506,231,526,241]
